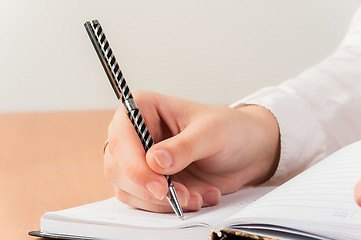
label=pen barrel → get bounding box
[85,20,153,151]
[85,20,133,101]
[127,108,154,152]
[85,19,184,218]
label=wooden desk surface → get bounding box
[0,110,115,239]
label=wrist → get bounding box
[237,105,280,184]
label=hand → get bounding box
[355,179,361,207]
[104,90,280,213]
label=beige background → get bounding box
[1,0,361,112]
[0,111,115,239]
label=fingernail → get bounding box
[202,190,221,206]
[153,150,173,169]
[146,181,166,200]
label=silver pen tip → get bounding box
[166,183,184,219]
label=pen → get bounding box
[84,20,184,219]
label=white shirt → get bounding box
[231,7,361,185]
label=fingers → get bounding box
[113,185,220,213]
[104,136,221,212]
[188,186,221,207]
[105,136,222,212]
[113,187,202,213]
[104,137,172,204]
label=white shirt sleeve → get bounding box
[231,7,361,185]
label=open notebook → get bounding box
[30,140,361,240]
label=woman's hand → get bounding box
[104,90,280,213]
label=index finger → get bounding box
[107,107,170,201]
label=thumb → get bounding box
[146,122,213,175]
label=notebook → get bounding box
[30,140,361,240]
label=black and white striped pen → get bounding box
[84,20,184,219]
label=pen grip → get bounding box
[127,109,154,152]
[85,19,184,218]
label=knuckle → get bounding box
[132,89,148,100]
[126,163,143,183]
[132,90,156,106]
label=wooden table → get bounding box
[0,110,115,239]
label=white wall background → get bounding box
[1,0,360,112]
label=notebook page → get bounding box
[43,187,274,230]
[223,140,361,239]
